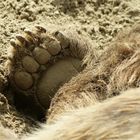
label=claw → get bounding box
[24,29,40,44]
[35,25,46,33]
[24,29,36,38]
[16,35,27,46]
[53,31,69,49]
[10,39,20,48]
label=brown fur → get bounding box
[47,25,140,122]
[34,88,140,140]
[2,88,140,140]
[2,25,140,140]
[108,25,140,93]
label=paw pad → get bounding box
[7,26,88,110]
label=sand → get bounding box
[0,0,140,136]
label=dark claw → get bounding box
[10,39,20,48]
[35,25,46,33]
[16,35,28,46]
[24,29,40,44]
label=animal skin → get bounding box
[1,25,140,139]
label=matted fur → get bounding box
[26,88,140,140]
[1,25,140,140]
[0,124,18,140]
[1,88,140,140]
[48,25,140,121]
[108,25,140,94]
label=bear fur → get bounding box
[1,25,140,140]
[1,88,140,140]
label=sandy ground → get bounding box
[0,0,140,136]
